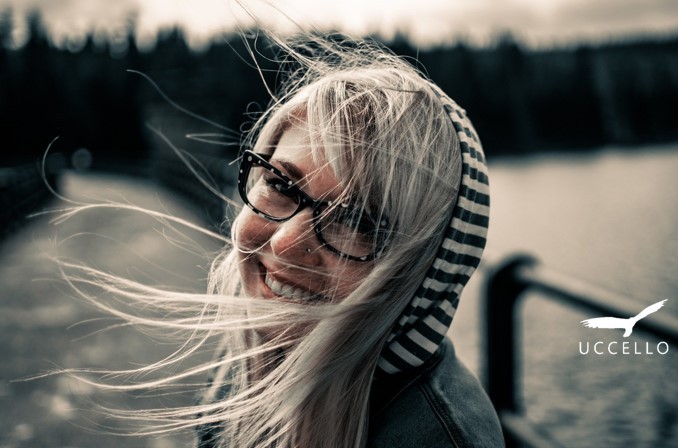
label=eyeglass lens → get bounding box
[244,163,381,259]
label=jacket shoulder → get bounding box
[367,339,505,448]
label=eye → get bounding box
[338,208,380,234]
[327,208,378,239]
[318,206,386,257]
[264,175,297,198]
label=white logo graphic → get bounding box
[580,299,667,337]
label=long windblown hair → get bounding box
[60,34,462,448]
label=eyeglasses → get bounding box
[237,150,389,261]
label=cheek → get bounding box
[234,209,271,251]
[234,210,269,296]
[329,263,373,300]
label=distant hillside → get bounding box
[1,11,677,169]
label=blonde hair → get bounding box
[60,35,462,448]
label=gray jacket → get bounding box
[196,338,504,448]
[368,338,504,448]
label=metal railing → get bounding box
[484,254,678,448]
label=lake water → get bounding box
[451,143,678,447]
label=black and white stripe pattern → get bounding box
[377,84,490,375]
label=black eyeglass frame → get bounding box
[237,150,388,261]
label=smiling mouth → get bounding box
[263,270,316,301]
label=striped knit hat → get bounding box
[377,83,490,375]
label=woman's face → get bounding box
[235,122,372,303]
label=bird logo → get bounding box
[580,299,667,337]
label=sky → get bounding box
[2,0,678,50]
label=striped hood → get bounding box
[377,84,490,375]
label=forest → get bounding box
[1,11,677,232]
[2,12,677,166]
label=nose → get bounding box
[269,210,319,262]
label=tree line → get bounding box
[1,11,677,170]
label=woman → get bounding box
[63,36,502,447]
[188,37,502,447]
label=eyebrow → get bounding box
[271,159,305,182]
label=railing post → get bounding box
[484,254,537,445]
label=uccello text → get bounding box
[579,340,669,355]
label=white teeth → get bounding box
[281,283,294,297]
[264,273,313,301]
[270,278,283,294]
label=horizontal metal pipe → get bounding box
[515,263,678,345]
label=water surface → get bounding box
[452,144,678,447]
